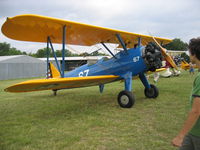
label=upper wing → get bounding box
[5,75,119,93]
[2,14,172,48]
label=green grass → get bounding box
[0,71,196,150]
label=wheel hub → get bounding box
[147,88,155,97]
[120,95,129,105]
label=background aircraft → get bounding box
[2,14,177,108]
[181,60,198,70]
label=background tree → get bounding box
[90,50,107,56]
[163,38,188,50]
[0,42,26,56]
[163,38,191,63]
[1,39,189,58]
[79,52,89,56]
[31,48,80,58]
[0,42,10,56]
[181,53,190,63]
[33,48,48,58]
[55,50,79,57]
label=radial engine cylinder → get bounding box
[142,42,163,72]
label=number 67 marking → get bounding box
[79,69,90,77]
[133,56,140,62]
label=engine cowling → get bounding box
[142,42,163,72]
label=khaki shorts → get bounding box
[179,133,200,150]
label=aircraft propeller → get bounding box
[152,37,179,70]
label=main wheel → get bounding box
[144,84,159,98]
[117,90,135,108]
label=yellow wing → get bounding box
[5,75,119,93]
[2,14,172,47]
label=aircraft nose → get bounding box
[142,42,163,71]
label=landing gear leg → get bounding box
[117,72,135,108]
[139,73,159,98]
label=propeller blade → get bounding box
[152,37,178,70]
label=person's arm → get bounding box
[172,97,200,147]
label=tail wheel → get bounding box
[144,84,159,98]
[52,89,57,96]
[117,90,135,108]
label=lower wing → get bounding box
[5,75,119,93]
[147,68,167,74]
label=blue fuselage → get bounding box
[65,47,148,78]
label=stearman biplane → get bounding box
[2,14,177,108]
[181,60,198,70]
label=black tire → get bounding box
[144,84,159,98]
[52,89,58,96]
[117,90,135,108]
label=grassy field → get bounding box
[0,70,196,150]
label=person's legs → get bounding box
[179,134,194,150]
[191,134,200,150]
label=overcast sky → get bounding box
[0,0,200,53]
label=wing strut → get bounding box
[46,37,50,78]
[138,37,141,47]
[101,42,117,59]
[46,25,67,78]
[62,25,66,78]
[47,36,62,75]
[115,34,128,53]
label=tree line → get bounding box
[0,42,27,56]
[0,38,188,57]
[0,42,107,57]
[163,38,188,50]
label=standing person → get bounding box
[172,37,200,150]
[153,72,160,83]
[189,62,195,75]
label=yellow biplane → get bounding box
[181,60,197,70]
[2,14,176,108]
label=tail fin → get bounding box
[181,60,189,70]
[49,62,61,78]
